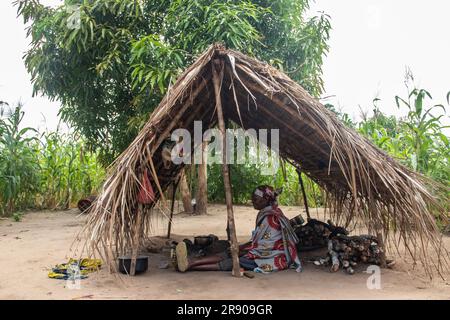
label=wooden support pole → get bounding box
[195,141,208,215]
[167,177,181,239]
[226,220,231,241]
[376,231,387,268]
[225,118,231,241]
[212,59,241,277]
[226,171,231,241]
[297,170,311,220]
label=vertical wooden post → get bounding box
[376,231,387,268]
[225,117,231,241]
[297,170,310,220]
[195,141,208,215]
[167,177,180,239]
[212,59,241,277]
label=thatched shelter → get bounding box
[81,44,448,278]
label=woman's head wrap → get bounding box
[253,185,278,205]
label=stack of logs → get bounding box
[291,217,348,251]
[291,216,386,274]
[320,234,384,274]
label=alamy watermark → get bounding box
[65,263,82,290]
[365,265,381,290]
[166,121,280,175]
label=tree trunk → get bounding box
[180,168,193,214]
[195,141,208,215]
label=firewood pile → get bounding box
[291,216,348,251]
[291,215,390,274]
[317,234,386,274]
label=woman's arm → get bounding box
[236,215,274,256]
[238,241,252,256]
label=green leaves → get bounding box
[17,0,330,163]
[410,88,432,117]
[395,95,409,110]
[0,104,105,216]
[163,0,266,55]
[361,85,449,187]
[130,35,185,94]
[37,130,105,210]
[0,104,40,215]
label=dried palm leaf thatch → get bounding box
[79,44,449,278]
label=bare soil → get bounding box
[0,204,449,300]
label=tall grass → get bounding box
[355,84,450,228]
[37,130,105,210]
[0,104,105,217]
[0,104,40,215]
[356,86,449,187]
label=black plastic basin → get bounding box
[118,255,149,275]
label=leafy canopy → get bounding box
[16,0,330,164]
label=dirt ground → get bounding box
[0,204,449,300]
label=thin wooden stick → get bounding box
[297,170,310,220]
[225,117,231,242]
[167,177,181,239]
[376,231,387,267]
[212,59,241,277]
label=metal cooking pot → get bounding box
[290,214,305,227]
[194,235,214,247]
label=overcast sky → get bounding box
[1,0,449,131]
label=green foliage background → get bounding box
[16,0,330,164]
[0,104,104,217]
[4,1,447,220]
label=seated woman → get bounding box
[175,185,302,273]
